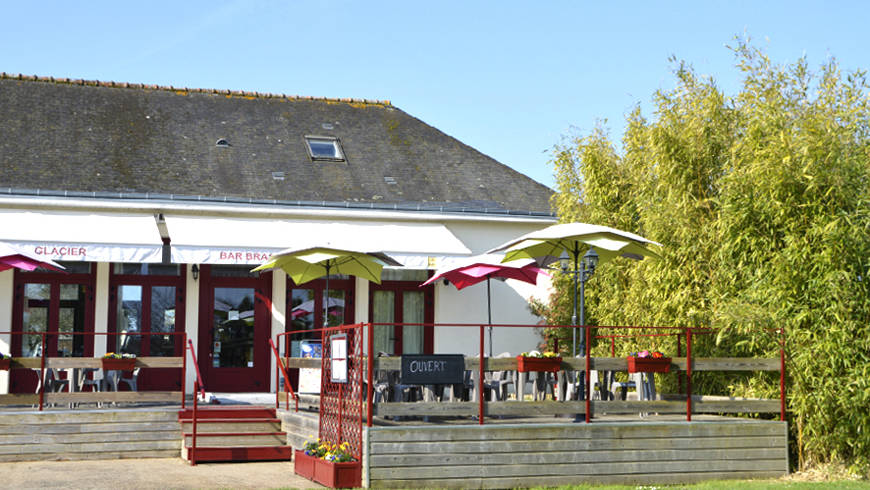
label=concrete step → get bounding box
[279,410,319,449]
[182,432,286,447]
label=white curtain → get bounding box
[372,291,394,354]
[402,291,424,354]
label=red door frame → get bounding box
[368,278,434,355]
[107,266,186,390]
[197,265,273,392]
[10,265,96,393]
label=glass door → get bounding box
[11,264,94,393]
[370,270,433,355]
[199,265,271,392]
[109,263,184,390]
[284,276,353,392]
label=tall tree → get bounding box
[546,39,870,472]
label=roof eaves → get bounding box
[0,187,556,219]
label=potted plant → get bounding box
[0,352,10,371]
[295,439,360,488]
[101,352,137,371]
[626,350,671,373]
[516,351,562,372]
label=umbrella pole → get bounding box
[487,277,492,358]
[324,261,331,327]
[572,243,580,356]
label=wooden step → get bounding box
[177,405,276,420]
[182,432,287,447]
[180,419,281,433]
[0,409,182,462]
[182,444,293,463]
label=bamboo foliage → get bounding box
[545,39,870,473]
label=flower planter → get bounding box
[516,355,562,373]
[101,358,136,371]
[314,457,361,488]
[627,356,671,373]
[294,450,361,488]
[0,358,10,371]
[294,450,316,480]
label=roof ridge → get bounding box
[0,72,392,107]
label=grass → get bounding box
[533,480,869,490]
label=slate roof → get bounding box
[0,74,553,215]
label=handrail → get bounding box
[186,339,206,401]
[0,330,187,410]
[348,322,787,425]
[269,338,299,412]
[190,380,199,466]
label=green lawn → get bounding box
[535,480,869,490]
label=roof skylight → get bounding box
[304,136,345,162]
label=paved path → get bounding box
[0,458,322,489]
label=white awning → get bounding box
[0,210,164,263]
[164,215,471,267]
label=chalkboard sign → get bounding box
[401,354,465,385]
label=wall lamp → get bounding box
[191,264,200,281]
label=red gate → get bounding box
[319,323,364,461]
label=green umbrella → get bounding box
[252,246,402,324]
[487,222,661,355]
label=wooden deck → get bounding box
[363,416,789,488]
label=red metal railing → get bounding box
[350,322,787,425]
[185,338,206,405]
[268,338,299,412]
[0,330,188,410]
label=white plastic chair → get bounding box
[78,368,104,392]
[106,368,139,392]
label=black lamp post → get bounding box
[560,247,599,356]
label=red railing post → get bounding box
[190,380,198,466]
[275,340,280,410]
[181,333,187,409]
[780,326,786,421]
[268,338,298,412]
[479,325,484,425]
[38,333,46,411]
[367,322,374,428]
[585,325,591,423]
[686,328,693,422]
[676,333,683,395]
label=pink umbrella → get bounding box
[0,242,65,272]
[421,253,548,356]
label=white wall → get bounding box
[432,220,553,357]
[0,270,12,393]
[94,263,109,356]
[269,269,286,392]
[184,265,200,393]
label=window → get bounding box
[304,136,345,161]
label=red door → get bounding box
[198,265,272,392]
[10,264,95,393]
[369,275,434,355]
[108,263,185,391]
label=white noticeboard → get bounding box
[330,334,348,384]
[298,341,322,394]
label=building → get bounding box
[0,74,555,393]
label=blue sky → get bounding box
[2,1,867,189]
